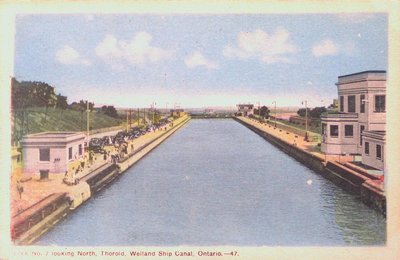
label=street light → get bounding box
[86,101,90,138]
[85,100,90,168]
[302,100,308,141]
[151,102,156,125]
[272,101,277,127]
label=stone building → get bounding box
[321,70,386,170]
[236,104,254,116]
[21,132,86,179]
[361,130,385,171]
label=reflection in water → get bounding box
[37,119,386,246]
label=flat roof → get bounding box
[338,70,386,78]
[25,132,81,137]
[362,130,386,140]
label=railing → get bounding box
[263,119,321,140]
[88,125,124,135]
[321,113,358,119]
[11,193,68,240]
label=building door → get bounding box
[40,170,49,180]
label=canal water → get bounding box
[37,119,386,246]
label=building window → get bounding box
[360,95,365,113]
[348,95,356,113]
[375,95,385,112]
[376,144,382,160]
[365,142,369,155]
[79,144,82,155]
[330,125,339,137]
[68,147,73,160]
[360,125,365,145]
[340,96,344,112]
[345,125,353,137]
[39,148,50,161]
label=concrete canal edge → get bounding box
[233,117,386,216]
[117,116,191,173]
[14,116,191,245]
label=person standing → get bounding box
[16,180,23,199]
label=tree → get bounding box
[310,106,327,118]
[259,106,270,118]
[69,101,83,111]
[11,79,59,137]
[297,107,326,118]
[297,108,311,117]
[70,100,94,111]
[56,94,68,110]
[12,79,57,109]
[101,105,119,118]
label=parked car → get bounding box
[89,138,104,153]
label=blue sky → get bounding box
[14,13,387,108]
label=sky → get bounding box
[14,13,387,109]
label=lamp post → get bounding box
[86,101,90,139]
[126,109,129,132]
[86,100,90,168]
[151,102,156,125]
[302,100,308,141]
[137,107,140,126]
[272,101,277,127]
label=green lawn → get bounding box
[12,107,124,142]
[277,119,322,134]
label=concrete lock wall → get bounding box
[234,117,385,215]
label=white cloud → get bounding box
[184,51,218,69]
[55,45,91,66]
[223,28,298,64]
[95,32,173,69]
[312,39,339,57]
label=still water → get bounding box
[37,119,386,246]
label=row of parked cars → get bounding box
[88,119,171,153]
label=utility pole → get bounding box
[303,100,308,141]
[272,101,277,127]
[86,101,90,138]
[126,110,129,132]
[80,110,83,131]
[152,103,155,125]
[129,109,132,129]
[143,108,146,125]
[137,108,140,126]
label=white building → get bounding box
[321,70,386,171]
[21,132,86,179]
[236,104,254,116]
[361,130,385,171]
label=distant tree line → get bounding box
[11,78,58,110]
[69,100,95,112]
[101,105,118,118]
[11,78,119,118]
[297,106,327,118]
